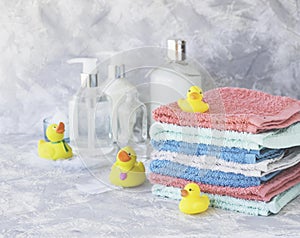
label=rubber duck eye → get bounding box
[188,90,191,92]
[189,188,192,191]
[128,153,131,156]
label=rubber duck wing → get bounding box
[201,101,209,112]
[136,162,145,172]
[200,195,210,206]
[38,143,55,158]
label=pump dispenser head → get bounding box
[108,64,126,79]
[167,39,186,61]
[67,58,99,88]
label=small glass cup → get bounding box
[43,117,70,143]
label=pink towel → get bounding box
[152,87,300,133]
[148,162,300,202]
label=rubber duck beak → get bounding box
[118,150,131,162]
[56,122,65,134]
[189,92,200,100]
[181,189,188,197]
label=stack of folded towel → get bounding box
[149,87,300,216]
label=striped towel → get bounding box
[151,140,284,164]
[151,148,300,177]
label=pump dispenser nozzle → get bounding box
[67,58,99,87]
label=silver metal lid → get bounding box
[108,64,126,79]
[167,39,186,61]
[81,73,98,88]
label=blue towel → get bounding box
[150,160,281,188]
[151,140,284,164]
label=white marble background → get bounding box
[1,2,300,237]
[1,0,300,135]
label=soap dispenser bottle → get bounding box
[68,58,113,156]
[116,90,147,148]
[104,64,136,142]
[149,39,213,121]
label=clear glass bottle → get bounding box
[116,90,147,148]
[68,58,114,157]
[149,39,214,124]
[104,64,136,142]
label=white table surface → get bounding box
[1,135,299,238]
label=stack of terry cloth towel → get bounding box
[149,87,300,216]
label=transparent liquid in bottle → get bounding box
[116,91,147,148]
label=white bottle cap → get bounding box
[67,58,98,87]
[167,39,186,61]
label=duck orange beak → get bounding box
[56,122,65,134]
[189,92,200,100]
[181,189,188,197]
[118,150,131,162]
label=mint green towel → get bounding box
[152,183,300,216]
[150,122,300,150]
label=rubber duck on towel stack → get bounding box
[149,86,300,216]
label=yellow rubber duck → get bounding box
[177,86,209,113]
[179,183,210,215]
[109,146,146,187]
[38,122,73,160]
